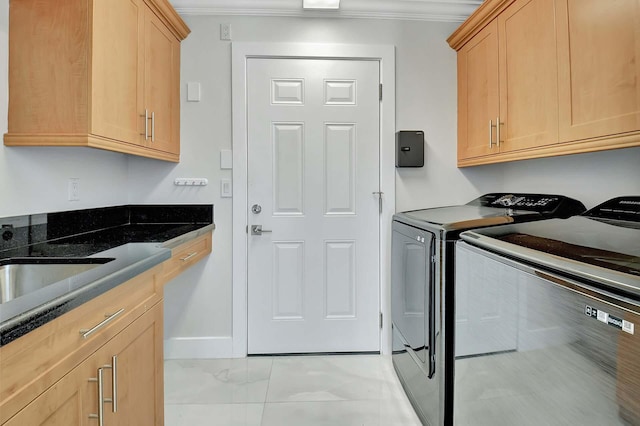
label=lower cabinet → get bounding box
[102,302,163,426]
[0,231,212,425]
[3,361,96,426]
[5,303,163,426]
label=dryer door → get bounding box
[391,220,434,371]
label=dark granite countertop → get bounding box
[0,205,214,347]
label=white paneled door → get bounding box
[247,58,381,354]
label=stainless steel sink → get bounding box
[0,258,114,304]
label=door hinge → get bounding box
[380,312,383,329]
[372,191,383,214]
[379,83,383,101]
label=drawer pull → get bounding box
[112,355,118,412]
[180,252,199,262]
[88,368,105,425]
[80,308,125,339]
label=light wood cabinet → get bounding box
[4,0,189,162]
[91,0,144,147]
[162,233,213,283]
[0,267,161,424]
[3,359,96,426]
[617,311,640,424]
[452,0,559,165]
[100,303,164,425]
[4,304,163,426]
[497,0,559,152]
[457,20,500,160]
[448,0,640,167]
[143,6,182,156]
[556,0,640,144]
[0,231,213,425]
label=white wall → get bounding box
[129,14,640,357]
[124,15,506,357]
[0,1,129,218]
[500,147,640,209]
[2,2,639,357]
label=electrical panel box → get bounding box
[396,131,424,167]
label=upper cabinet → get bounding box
[457,20,500,160]
[448,0,640,167]
[556,0,640,143]
[4,0,189,162]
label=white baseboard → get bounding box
[164,336,234,359]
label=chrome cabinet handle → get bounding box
[101,365,113,407]
[80,308,125,339]
[180,252,199,262]
[141,109,149,140]
[111,355,118,412]
[151,112,155,142]
[489,119,497,148]
[251,225,272,235]
[496,116,502,148]
[89,368,105,425]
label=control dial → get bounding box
[494,194,525,207]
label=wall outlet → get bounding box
[220,23,232,41]
[68,178,80,201]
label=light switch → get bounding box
[221,179,232,198]
[187,82,201,102]
[220,149,232,169]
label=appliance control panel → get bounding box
[583,196,640,223]
[468,193,586,218]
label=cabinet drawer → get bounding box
[162,232,212,283]
[0,265,162,424]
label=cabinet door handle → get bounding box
[100,356,117,413]
[79,308,125,339]
[88,368,105,426]
[141,109,149,140]
[496,116,502,148]
[151,112,155,142]
[111,355,118,412]
[180,252,199,262]
[489,119,495,148]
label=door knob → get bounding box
[251,225,272,235]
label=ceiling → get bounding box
[169,0,483,23]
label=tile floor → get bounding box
[164,354,422,426]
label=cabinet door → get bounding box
[556,0,640,142]
[144,5,181,155]
[498,0,559,152]
[102,303,164,426]
[457,20,499,161]
[4,359,97,426]
[91,0,144,145]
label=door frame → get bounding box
[231,43,396,357]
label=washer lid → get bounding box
[461,215,640,298]
[399,205,539,231]
[395,193,585,233]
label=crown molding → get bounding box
[169,0,482,22]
